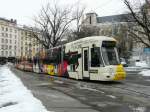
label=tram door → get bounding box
[82,48,89,79]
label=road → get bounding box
[9,66,150,112]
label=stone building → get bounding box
[82,12,133,58]
[0,17,42,61]
[82,12,150,65]
[0,18,19,58]
[18,26,42,60]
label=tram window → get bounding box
[84,50,88,71]
[91,47,101,67]
[102,47,120,65]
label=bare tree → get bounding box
[77,26,100,38]
[124,0,150,47]
[32,3,75,49]
[71,3,86,40]
[114,24,133,58]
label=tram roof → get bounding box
[66,36,116,45]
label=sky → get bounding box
[0,0,137,26]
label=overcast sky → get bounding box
[0,0,136,26]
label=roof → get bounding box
[0,17,17,24]
[97,14,134,23]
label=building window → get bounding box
[21,52,23,56]
[9,51,12,56]
[1,27,4,31]
[1,38,4,43]
[6,28,8,32]
[21,31,23,35]
[25,47,28,51]
[5,51,8,56]
[5,33,8,37]
[1,45,4,49]
[5,39,8,43]
[9,34,12,38]
[10,28,12,32]
[89,16,92,24]
[10,40,12,43]
[2,33,4,36]
[9,45,12,49]
[25,32,27,36]
[14,46,16,50]
[1,51,4,56]
[5,45,8,49]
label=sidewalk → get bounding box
[0,66,50,112]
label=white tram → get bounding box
[19,36,126,81]
[64,36,126,81]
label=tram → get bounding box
[17,36,126,81]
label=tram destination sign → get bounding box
[102,41,116,47]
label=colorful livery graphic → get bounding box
[16,36,126,81]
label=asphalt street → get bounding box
[9,66,150,112]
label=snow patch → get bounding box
[0,66,52,112]
[135,61,149,68]
[106,95,116,99]
[130,106,146,112]
[77,84,105,93]
[139,70,150,76]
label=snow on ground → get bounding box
[124,67,142,72]
[139,70,150,76]
[0,66,52,112]
[125,61,149,72]
[135,61,149,68]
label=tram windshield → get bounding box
[101,41,120,65]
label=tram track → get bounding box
[59,78,150,100]
[12,67,150,104]
[105,83,150,98]
[12,67,150,112]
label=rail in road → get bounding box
[11,65,150,100]
[11,67,150,112]
[52,76,150,101]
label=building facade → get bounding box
[82,13,133,58]
[0,18,42,60]
[0,18,19,58]
[82,12,150,64]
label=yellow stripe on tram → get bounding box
[47,65,54,75]
[113,65,126,80]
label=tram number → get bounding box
[89,69,98,73]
